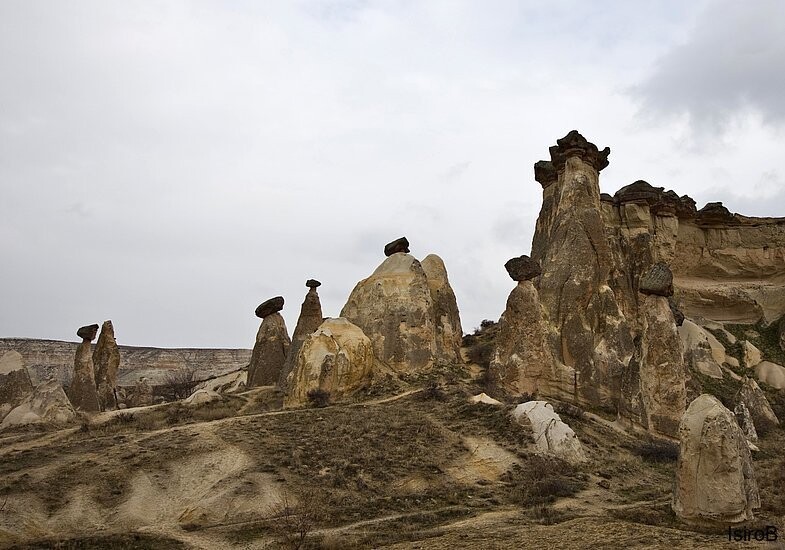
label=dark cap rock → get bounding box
[668,298,685,326]
[548,130,610,173]
[639,262,674,297]
[77,324,100,341]
[534,160,558,188]
[255,296,285,318]
[504,255,542,282]
[305,279,321,289]
[384,237,410,257]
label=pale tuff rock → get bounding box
[619,294,686,438]
[341,252,461,371]
[672,394,760,525]
[468,393,503,406]
[741,341,762,369]
[0,351,33,418]
[247,312,290,388]
[511,400,587,464]
[280,282,324,389]
[1,380,77,429]
[67,325,101,412]
[754,361,785,390]
[737,376,780,433]
[193,370,246,394]
[284,318,374,406]
[93,320,120,411]
[734,402,758,442]
[488,281,572,400]
[678,319,725,379]
[185,389,222,405]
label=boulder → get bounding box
[468,393,503,406]
[672,394,759,525]
[185,389,222,405]
[737,377,780,433]
[247,312,290,387]
[503,255,541,281]
[741,341,762,369]
[679,319,725,379]
[284,318,374,406]
[0,351,33,417]
[488,281,572,399]
[280,283,324,389]
[384,236,410,256]
[93,320,120,411]
[1,380,77,429]
[734,402,758,442]
[511,400,587,464]
[255,296,285,319]
[341,252,460,372]
[66,338,100,412]
[638,262,674,297]
[754,360,785,390]
[77,324,99,341]
[306,279,321,288]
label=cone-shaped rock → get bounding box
[93,320,120,411]
[284,318,374,407]
[673,394,759,525]
[341,252,461,372]
[0,351,34,418]
[67,326,101,412]
[736,376,780,434]
[421,254,462,364]
[247,312,290,387]
[280,282,324,389]
[1,380,77,429]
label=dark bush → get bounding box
[307,389,330,408]
[633,439,679,463]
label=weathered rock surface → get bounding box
[619,294,686,438]
[1,380,77,429]
[679,319,725,379]
[503,255,541,281]
[511,400,587,464]
[737,377,780,433]
[67,333,100,412]
[0,338,251,388]
[341,252,460,372]
[93,320,120,411]
[127,377,154,408]
[0,351,33,418]
[754,360,785,389]
[734,402,758,442]
[77,324,99,341]
[468,393,503,406]
[639,262,674,296]
[306,279,321,288]
[741,341,762,369]
[193,370,246,395]
[488,281,572,399]
[185,389,222,405]
[247,313,290,387]
[384,236,410,256]
[284,318,375,406]
[255,296,285,319]
[672,394,759,525]
[280,283,324,389]
[778,316,785,352]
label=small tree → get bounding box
[159,367,199,401]
[266,492,321,549]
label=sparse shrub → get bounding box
[421,381,446,401]
[266,491,323,549]
[633,438,679,463]
[505,455,585,506]
[158,367,200,402]
[307,388,330,408]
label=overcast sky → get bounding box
[2,1,784,348]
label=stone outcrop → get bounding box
[1,380,77,429]
[734,402,758,442]
[66,324,101,412]
[511,400,587,464]
[468,393,503,406]
[247,301,290,388]
[0,351,33,419]
[679,319,725,379]
[503,255,541,281]
[384,236,410,256]
[673,394,759,525]
[754,360,785,389]
[736,377,780,433]
[638,262,674,296]
[741,341,762,369]
[280,281,324,389]
[284,318,375,406]
[93,320,120,411]
[341,251,461,371]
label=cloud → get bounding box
[631,0,785,132]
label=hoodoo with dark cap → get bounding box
[67,324,101,412]
[280,280,324,389]
[247,297,290,387]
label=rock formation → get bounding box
[1,379,77,429]
[741,341,762,370]
[0,351,33,419]
[678,319,725,379]
[384,236,410,256]
[503,255,541,281]
[93,320,120,411]
[66,324,101,412]
[341,250,461,371]
[754,360,785,389]
[284,318,375,406]
[248,297,290,387]
[736,377,780,433]
[280,281,324,389]
[734,402,758,442]
[511,400,587,464]
[672,394,760,525]
[638,262,674,297]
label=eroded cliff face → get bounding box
[601,183,785,324]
